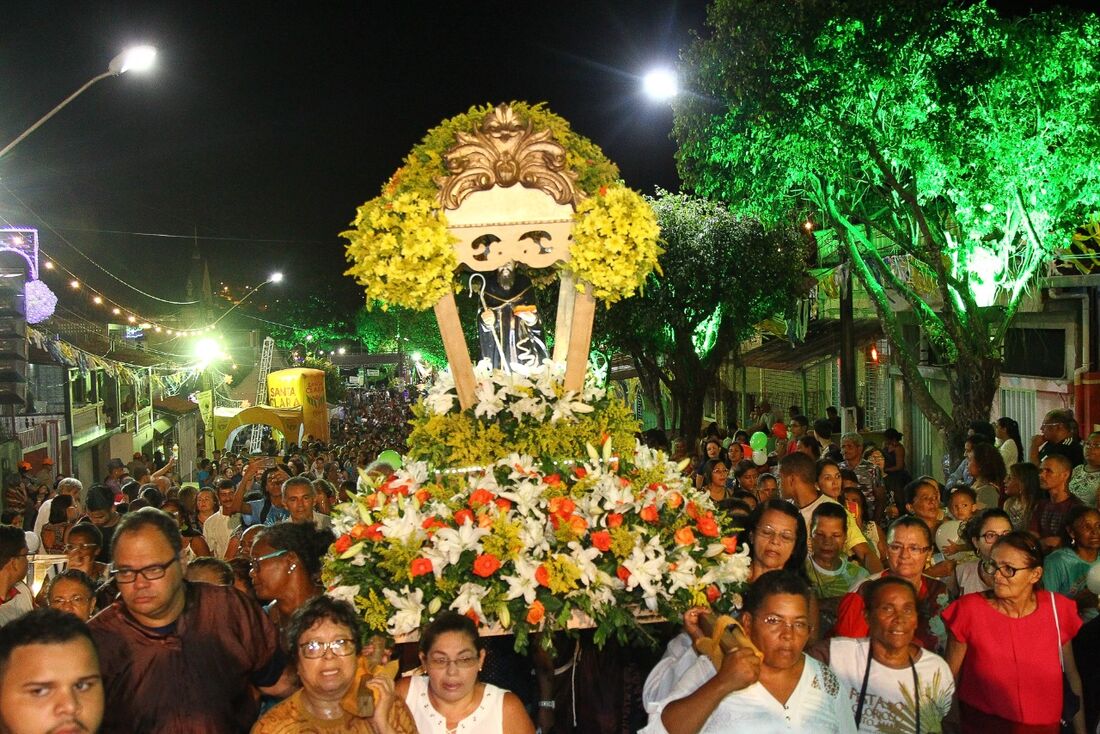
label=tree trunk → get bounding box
[632,356,666,430]
[942,353,1002,465]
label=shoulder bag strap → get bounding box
[1051,591,1066,672]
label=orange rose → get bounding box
[453,509,474,526]
[721,535,739,554]
[696,515,720,538]
[477,512,493,529]
[590,531,612,552]
[333,534,353,554]
[469,488,494,508]
[472,553,502,578]
[666,491,683,509]
[543,473,562,486]
[421,516,446,531]
[606,513,625,529]
[350,523,369,540]
[414,489,431,504]
[364,523,384,542]
[573,466,588,479]
[685,501,701,520]
[567,515,587,535]
[464,609,480,625]
[549,496,576,518]
[706,585,721,604]
[535,564,551,587]
[674,526,696,546]
[494,498,513,512]
[616,566,631,582]
[640,505,659,524]
[526,600,546,625]
[410,558,433,577]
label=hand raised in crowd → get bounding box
[682,606,710,646]
[713,646,762,694]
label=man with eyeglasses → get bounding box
[649,570,856,734]
[89,507,295,733]
[1031,408,1084,468]
[0,526,32,627]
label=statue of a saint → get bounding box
[469,262,548,374]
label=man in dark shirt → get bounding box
[1032,453,1083,552]
[90,508,293,733]
[1032,408,1084,468]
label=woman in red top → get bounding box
[943,531,1085,733]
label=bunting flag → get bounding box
[27,326,200,386]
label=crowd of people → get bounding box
[0,392,1098,733]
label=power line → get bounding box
[1,183,200,305]
[52,225,328,246]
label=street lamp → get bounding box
[211,272,284,326]
[642,68,678,102]
[0,45,157,160]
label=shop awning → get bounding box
[740,319,883,372]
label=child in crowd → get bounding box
[935,485,978,562]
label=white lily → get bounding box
[502,557,540,603]
[430,522,490,566]
[326,584,360,605]
[382,587,426,637]
[473,379,505,419]
[449,582,490,621]
[567,541,602,587]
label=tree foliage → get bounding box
[300,355,346,402]
[596,191,808,446]
[675,0,1100,452]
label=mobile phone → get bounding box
[845,500,859,516]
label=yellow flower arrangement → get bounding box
[341,103,660,310]
[568,185,664,304]
[342,192,459,312]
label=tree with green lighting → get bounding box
[596,191,807,447]
[675,0,1100,455]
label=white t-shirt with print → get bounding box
[827,637,954,734]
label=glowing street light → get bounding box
[642,68,678,102]
[0,45,157,160]
[269,272,284,284]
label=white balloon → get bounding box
[752,449,767,466]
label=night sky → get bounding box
[0,1,1089,323]
[0,1,705,318]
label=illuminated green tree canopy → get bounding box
[596,191,808,446]
[675,0,1100,451]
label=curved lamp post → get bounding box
[0,45,157,159]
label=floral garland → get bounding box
[324,363,750,652]
[342,103,661,310]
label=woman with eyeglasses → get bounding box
[1044,506,1100,621]
[944,531,1085,733]
[746,499,809,583]
[395,611,535,734]
[953,508,1013,596]
[251,596,416,733]
[249,522,334,642]
[831,516,950,653]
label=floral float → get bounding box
[323,363,750,651]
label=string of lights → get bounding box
[37,254,222,336]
